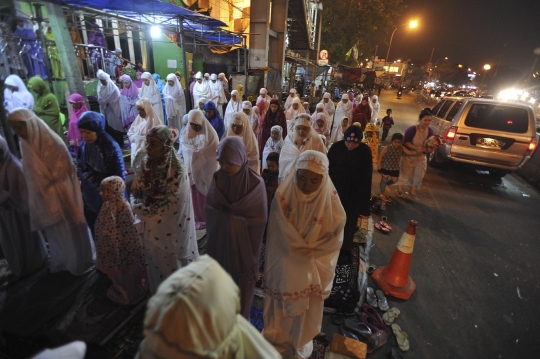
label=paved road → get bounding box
[323,90,540,358]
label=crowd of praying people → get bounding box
[2,63,441,358]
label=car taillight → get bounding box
[528,138,537,152]
[446,126,457,142]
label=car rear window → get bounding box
[438,100,454,118]
[464,104,529,133]
[445,101,463,121]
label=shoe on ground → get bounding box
[391,323,410,352]
[383,307,401,325]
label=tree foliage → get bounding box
[320,0,406,65]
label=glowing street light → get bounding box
[482,64,491,85]
[385,20,419,64]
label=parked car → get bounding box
[428,97,538,177]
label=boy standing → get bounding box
[381,109,394,141]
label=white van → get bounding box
[428,97,538,177]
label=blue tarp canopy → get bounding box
[182,20,242,45]
[46,0,227,26]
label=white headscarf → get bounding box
[264,150,346,319]
[163,73,186,119]
[284,88,297,110]
[318,92,335,117]
[208,74,227,106]
[4,74,34,113]
[371,95,381,123]
[223,111,260,173]
[8,108,87,231]
[333,94,353,131]
[138,255,281,359]
[96,69,123,132]
[262,125,284,170]
[97,69,120,105]
[128,98,164,164]
[192,72,213,107]
[279,114,326,183]
[139,72,164,120]
[284,97,303,122]
[330,116,350,144]
[181,110,219,196]
[224,90,243,129]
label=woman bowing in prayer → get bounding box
[95,176,147,305]
[333,93,353,135]
[258,98,287,158]
[262,125,284,171]
[352,95,372,131]
[318,92,335,118]
[0,136,48,277]
[329,116,350,144]
[137,255,281,359]
[139,72,164,122]
[127,98,163,165]
[222,112,260,173]
[4,74,34,114]
[205,137,267,319]
[256,87,271,119]
[224,90,243,130]
[284,88,298,111]
[97,69,124,146]
[7,108,96,276]
[203,101,225,139]
[242,101,260,136]
[163,73,186,131]
[27,76,63,139]
[131,126,199,294]
[192,71,212,108]
[263,150,346,359]
[181,110,220,230]
[119,74,140,130]
[279,114,326,183]
[327,125,372,250]
[77,111,125,232]
[67,93,88,156]
[284,98,303,129]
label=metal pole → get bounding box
[316,9,322,57]
[385,26,399,65]
[178,16,192,111]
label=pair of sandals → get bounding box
[380,193,393,203]
[366,287,389,311]
[374,217,392,234]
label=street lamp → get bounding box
[482,64,491,86]
[385,20,418,64]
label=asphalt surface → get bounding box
[322,90,540,358]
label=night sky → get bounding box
[385,0,540,73]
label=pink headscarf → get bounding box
[67,93,88,147]
[120,74,139,98]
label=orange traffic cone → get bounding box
[372,220,418,300]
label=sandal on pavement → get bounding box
[391,324,410,352]
[376,290,390,311]
[360,312,386,333]
[395,190,403,198]
[374,222,390,234]
[409,192,417,201]
[383,307,401,325]
[380,194,394,203]
[366,287,378,307]
[366,328,389,353]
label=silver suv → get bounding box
[428,97,538,177]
